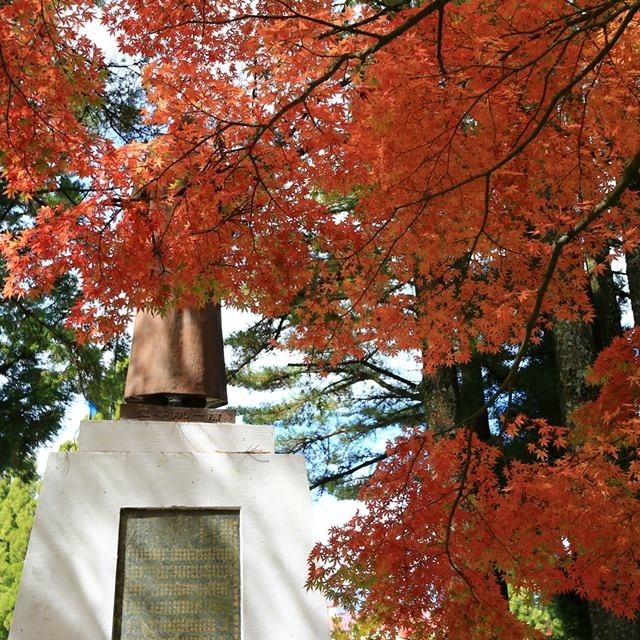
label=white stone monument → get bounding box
[10,419,330,640]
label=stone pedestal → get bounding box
[9,421,330,640]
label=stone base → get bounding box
[10,421,329,640]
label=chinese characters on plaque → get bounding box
[112,509,240,639]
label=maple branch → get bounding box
[444,428,479,600]
[368,0,450,49]
[436,1,639,198]
[0,45,35,184]
[511,147,640,374]
[358,1,637,232]
[242,0,449,155]
[272,0,388,40]
[144,0,437,179]
[457,175,492,284]
[459,146,640,430]
[145,1,397,42]
[436,4,446,76]
[335,1,639,344]
[146,0,453,49]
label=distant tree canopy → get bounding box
[0,470,36,640]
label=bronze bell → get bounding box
[124,303,227,408]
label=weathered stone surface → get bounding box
[9,421,330,640]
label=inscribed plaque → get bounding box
[112,509,240,640]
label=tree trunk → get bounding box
[552,319,595,639]
[456,355,490,441]
[420,366,458,430]
[589,604,640,640]
[626,247,640,326]
[588,257,622,351]
[554,315,639,639]
[589,258,640,639]
[552,320,596,424]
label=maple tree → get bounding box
[1,0,640,637]
[0,40,138,474]
[0,185,130,475]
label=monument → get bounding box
[9,304,330,640]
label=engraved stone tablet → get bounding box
[112,509,240,640]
